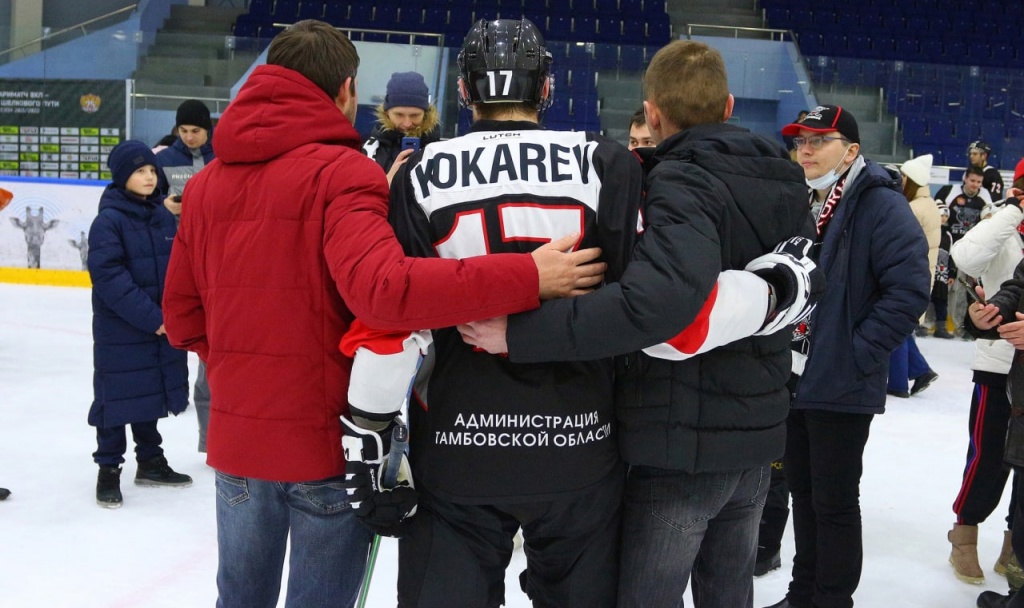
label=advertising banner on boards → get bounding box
[0,79,128,180]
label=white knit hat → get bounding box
[900,154,933,187]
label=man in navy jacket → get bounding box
[765,105,931,608]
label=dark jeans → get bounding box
[618,465,769,608]
[954,378,1015,528]
[398,465,624,608]
[785,409,873,608]
[194,360,210,453]
[93,420,163,466]
[758,460,790,561]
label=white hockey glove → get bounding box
[746,236,825,336]
[341,416,417,537]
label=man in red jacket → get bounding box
[162,20,603,608]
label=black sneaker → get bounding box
[977,590,1011,608]
[0,487,10,501]
[135,455,192,488]
[97,466,123,508]
[911,370,939,395]
[754,552,781,576]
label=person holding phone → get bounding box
[946,163,1024,586]
[362,71,441,185]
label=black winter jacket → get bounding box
[507,123,814,473]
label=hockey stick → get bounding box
[356,535,382,608]
[355,422,410,608]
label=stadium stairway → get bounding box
[132,3,256,111]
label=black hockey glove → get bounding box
[341,416,417,537]
[746,236,825,335]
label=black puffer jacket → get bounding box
[507,123,814,473]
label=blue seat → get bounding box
[347,2,374,27]
[233,20,261,38]
[647,15,670,42]
[901,117,928,144]
[912,144,943,166]
[945,39,966,60]
[968,42,992,64]
[248,0,273,17]
[574,16,597,39]
[298,1,324,20]
[548,15,572,39]
[591,43,619,71]
[894,37,921,61]
[323,2,347,25]
[374,4,398,25]
[596,18,622,43]
[273,0,300,21]
[622,18,645,44]
[764,8,788,28]
[620,44,646,71]
[930,118,957,144]
[788,9,813,29]
[422,7,447,29]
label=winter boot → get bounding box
[995,530,1024,591]
[0,487,9,501]
[135,455,192,488]
[934,327,954,339]
[950,523,985,584]
[754,551,782,576]
[96,466,123,509]
[977,590,1012,608]
[911,369,940,395]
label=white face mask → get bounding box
[806,145,852,190]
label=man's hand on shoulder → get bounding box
[458,317,509,354]
[532,232,605,300]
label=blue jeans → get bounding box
[214,470,374,608]
[887,335,930,393]
[618,465,769,608]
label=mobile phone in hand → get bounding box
[401,136,420,153]
[959,276,987,305]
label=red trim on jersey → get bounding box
[433,209,490,256]
[339,319,409,357]
[661,283,718,355]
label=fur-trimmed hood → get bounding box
[373,104,440,138]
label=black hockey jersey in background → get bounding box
[388,120,643,504]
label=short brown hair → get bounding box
[643,40,729,132]
[629,107,646,129]
[267,20,358,100]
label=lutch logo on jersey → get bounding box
[411,130,602,214]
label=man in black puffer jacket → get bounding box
[462,40,817,608]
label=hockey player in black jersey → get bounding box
[340,21,822,608]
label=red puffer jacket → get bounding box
[163,64,539,482]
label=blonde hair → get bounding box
[643,40,729,132]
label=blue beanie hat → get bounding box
[107,140,157,190]
[384,72,430,110]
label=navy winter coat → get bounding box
[87,184,188,428]
[793,159,931,414]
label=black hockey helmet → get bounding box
[457,18,553,111]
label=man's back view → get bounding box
[163,19,605,608]
[386,18,643,607]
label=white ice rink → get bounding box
[0,281,1016,607]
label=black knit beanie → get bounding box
[175,99,212,131]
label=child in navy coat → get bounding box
[88,140,192,508]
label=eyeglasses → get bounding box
[792,135,850,150]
